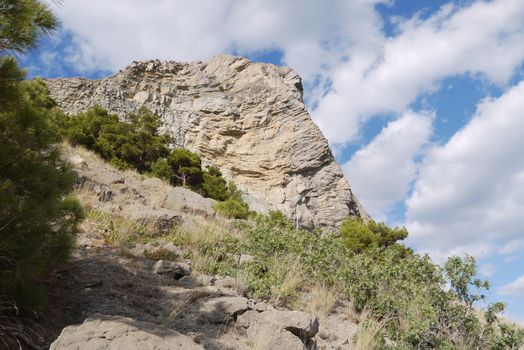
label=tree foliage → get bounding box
[0,0,57,54]
[168,148,203,187]
[340,217,409,253]
[0,67,83,311]
[56,106,251,210]
[55,105,171,172]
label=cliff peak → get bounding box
[45,55,367,229]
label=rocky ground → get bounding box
[26,145,359,349]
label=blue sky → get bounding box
[28,0,524,321]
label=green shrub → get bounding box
[340,217,409,253]
[232,213,522,348]
[202,166,229,200]
[213,197,250,219]
[55,106,170,173]
[149,157,173,181]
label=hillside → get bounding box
[44,56,368,230]
[36,144,359,349]
[23,142,522,350]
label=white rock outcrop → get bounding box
[50,314,204,350]
[46,55,367,230]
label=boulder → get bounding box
[49,314,204,349]
[127,208,182,235]
[178,274,215,288]
[237,310,319,346]
[214,276,246,295]
[199,296,249,323]
[163,187,215,216]
[152,260,191,279]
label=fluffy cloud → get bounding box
[314,0,524,144]
[479,263,496,278]
[342,111,433,219]
[406,80,524,257]
[47,0,385,81]
[498,239,524,256]
[499,275,524,297]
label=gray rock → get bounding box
[254,302,269,312]
[152,260,191,279]
[315,313,359,349]
[199,296,249,323]
[238,254,254,264]
[214,276,246,295]
[163,187,215,216]
[238,310,319,343]
[144,242,183,256]
[127,208,182,235]
[178,274,215,288]
[47,55,368,230]
[49,314,204,349]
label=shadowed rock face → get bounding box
[45,55,367,230]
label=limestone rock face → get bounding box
[45,55,367,229]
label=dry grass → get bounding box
[175,215,243,246]
[0,301,45,350]
[353,311,387,350]
[229,269,250,296]
[85,210,162,246]
[247,324,277,350]
[340,300,364,325]
[273,256,304,306]
[169,288,219,319]
[304,283,340,317]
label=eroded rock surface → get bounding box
[46,55,367,230]
[50,314,204,350]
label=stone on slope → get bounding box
[237,309,319,349]
[152,260,191,279]
[47,55,368,230]
[49,314,204,350]
[199,296,249,323]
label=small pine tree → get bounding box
[0,70,84,311]
[150,157,173,181]
[202,166,229,201]
[168,148,203,187]
[340,217,408,253]
[0,1,84,313]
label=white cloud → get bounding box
[499,275,524,297]
[406,80,524,257]
[313,0,524,144]
[479,263,496,278]
[342,111,433,219]
[498,239,524,256]
[48,0,385,82]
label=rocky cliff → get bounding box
[45,55,367,229]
